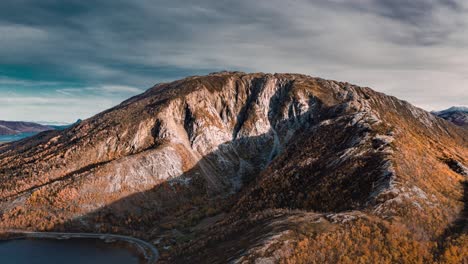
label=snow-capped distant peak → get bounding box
[432,106,468,127]
[433,106,468,115]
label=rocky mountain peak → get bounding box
[0,72,466,263]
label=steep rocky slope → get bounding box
[0,72,467,263]
[433,107,468,127]
[0,121,52,135]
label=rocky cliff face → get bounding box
[0,72,467,263]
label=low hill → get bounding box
[0,121,52,135]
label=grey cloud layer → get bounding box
[0,0,466,121]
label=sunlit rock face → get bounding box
[0,73,342,203]
[0,72,467,263]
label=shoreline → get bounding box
[0,230,159,264]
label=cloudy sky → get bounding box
[0,0,467,123]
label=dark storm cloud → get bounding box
[1,0,304,89]
[0,0,466,122]
[0,1,213,85]
[348,0,461,23]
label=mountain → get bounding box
[0,120,79,144]
[433,107,468,127]
[0,121,52,135]
[0,72,466,263]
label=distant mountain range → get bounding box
[0,121,52,135]
[0,120,80,143]
[433,106,468,127]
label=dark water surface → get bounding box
[0,239,140,264]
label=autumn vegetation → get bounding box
[0,72,466,263]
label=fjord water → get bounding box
[0,132,38,143]
[0,239,140,264]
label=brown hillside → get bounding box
[0,72,466,263]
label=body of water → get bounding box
[0,132,38,143]
[0,239,141,264]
